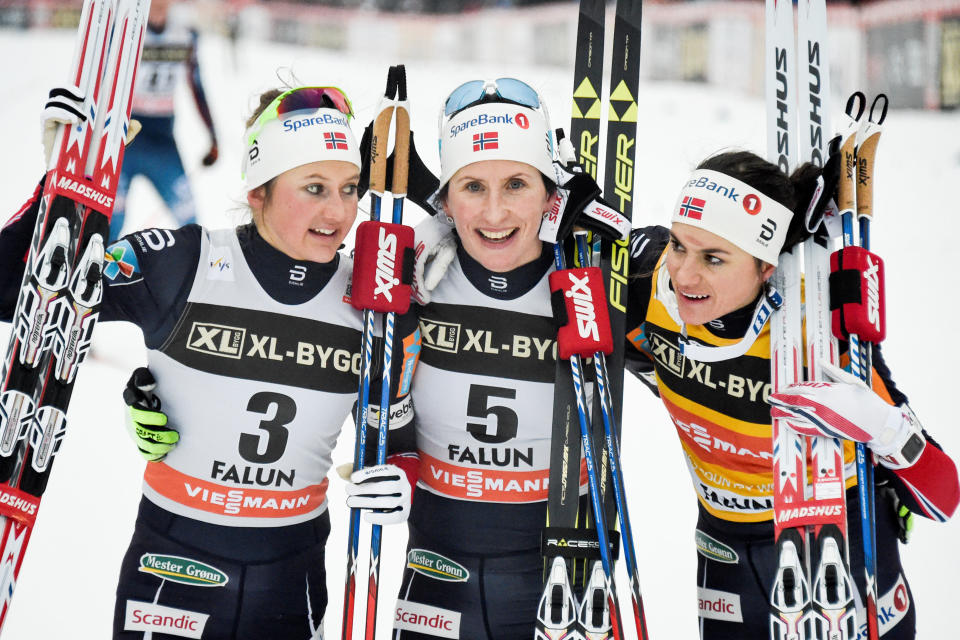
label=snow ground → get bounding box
[0,25,958,639]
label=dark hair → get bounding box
[696,150,823,256]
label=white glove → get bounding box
[769,362,926,469]
[41,84,141,167]
[41,85,86,166]
[412,215,457,305]
[344,463,412,525]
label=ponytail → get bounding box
[246,89,283,129]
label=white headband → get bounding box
[671,169,793,264]
[438,102,554,189]
[242,107,361,191]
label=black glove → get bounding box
[540,131,631,245]
[201,142,219,167]
[358,122,439,216]
[781,135,843,252]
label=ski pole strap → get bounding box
[541,526,621,561]
[679,285,783,363]
[350,221,415,314]
[829,246,886,343]
[549,266,614,359]
[803,174,827,233]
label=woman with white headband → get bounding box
[411,127,959,636]
[0,86,415,638]
[386,77,631,639]
[622,150,959,638]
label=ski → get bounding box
[538,2,606,638]
[584,0,644,637]
[769,2,865,638]
[569,0,606,186]
[538,2,645,639]
[549,238,625,640]
[595,0,642,526]
[0,0,148,630]
[797,2,857,638]
[767,0,815,638]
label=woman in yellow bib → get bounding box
[623,150,959,639]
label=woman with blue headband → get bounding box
[0,85,415,639]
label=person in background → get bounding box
[110,0,218,241]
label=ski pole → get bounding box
[573,231,649,640]
[342,66,398,640]
[363,64,411,640]
[842,92,888,640]
[551,241,625,640]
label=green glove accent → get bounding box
[898,505,915,544]
[124,368,179,462]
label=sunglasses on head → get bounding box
[443,78,541,118]
[249,86,354,141]
[273,86,353,119]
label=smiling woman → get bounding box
[242,87,361,264]
[441,159,554,272]
[0,83,418,640]
[622,148,959,639]
[384,77,577,640]
[247,160,360,263]
[435,78,558,274]
[666,223,775,327]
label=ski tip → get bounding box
[616,0,643,22]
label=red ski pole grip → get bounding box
[829,246,886,343]
[351,221,415,313]
[549,267,614,359]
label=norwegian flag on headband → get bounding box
[678,196,705,220]
[324,131,349,150]
[473,131,499,152]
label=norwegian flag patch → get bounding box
[472,132,498,151]
[678,196,706,220]
[324,131,349,150]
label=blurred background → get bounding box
[1,0,957,109]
